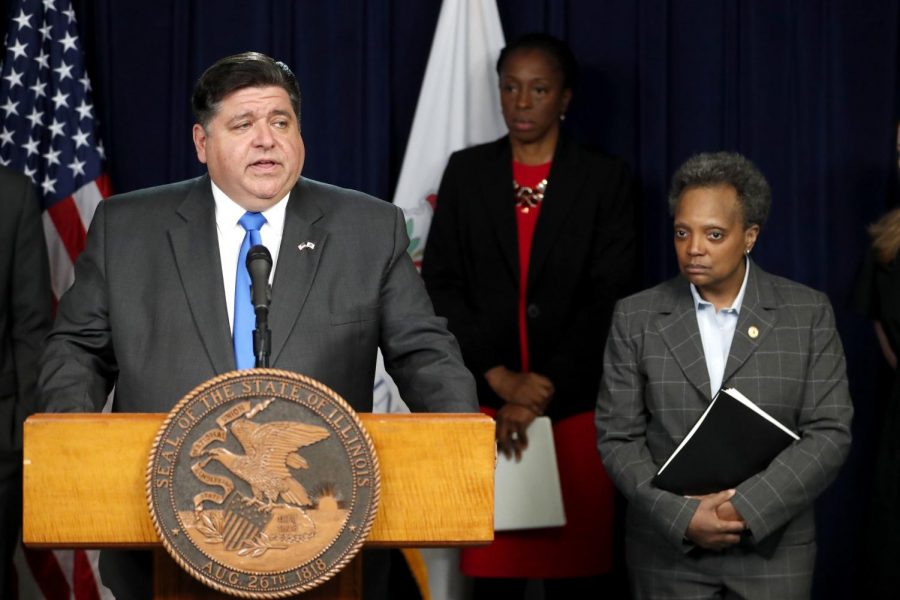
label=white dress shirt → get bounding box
[212,181,289,333]
[690,258,750,397]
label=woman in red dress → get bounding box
[422,33,639,599]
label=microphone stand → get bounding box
[253,301,271,368]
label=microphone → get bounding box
[246,245,272,311]
[246,245,272,368]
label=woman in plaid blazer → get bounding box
[596,152,852,600]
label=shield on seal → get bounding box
[146,369,380,598]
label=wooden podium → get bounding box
[22,413,495,599]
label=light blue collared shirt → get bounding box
[690,258,751,397]
[211,181,290,333]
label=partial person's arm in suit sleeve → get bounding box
[39,200,117,412]
[730,294,853,543]
[596,300,702,549]
[4,173,52,455]
[379,203,477,413]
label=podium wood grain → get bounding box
[23,413,495,548]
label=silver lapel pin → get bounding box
[297,241,316,252]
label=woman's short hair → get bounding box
[668,152,771,229]
[496,33,579,90]
[192,51,301,129]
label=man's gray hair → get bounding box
[668,152,771,228]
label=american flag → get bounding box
[0,0,109,301]
[1,0,111,598]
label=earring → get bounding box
[559,114,566,121]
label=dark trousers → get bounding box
[472,575,609,600]
[0,470,22,599]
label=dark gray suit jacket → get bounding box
[40,175,476,415]
[0,166,51,476]
[596,263,852,558]
[0,166,51,597]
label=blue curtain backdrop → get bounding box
[4,0,897,597]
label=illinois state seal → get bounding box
[146,369,380,598]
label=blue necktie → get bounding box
[233,211,267,369]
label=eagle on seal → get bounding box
[206,417,329,509]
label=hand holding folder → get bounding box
[685,489,747,551]
[653,388,800,496]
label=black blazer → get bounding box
[422,135,638,420]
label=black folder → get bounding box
[653,388,799,495]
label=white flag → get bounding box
[374,3,505,600]
[393,0,507,267]
[374,0,506,413]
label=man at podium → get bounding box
[38,52,476,599]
